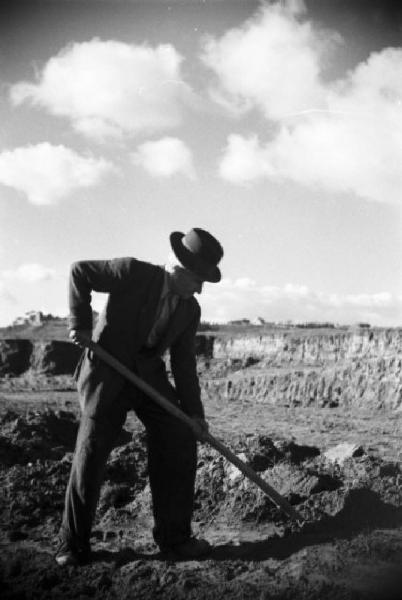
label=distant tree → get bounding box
[228,319,250,325]
[296,322,335,329]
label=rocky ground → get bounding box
[1,327,402,599]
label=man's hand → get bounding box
[192,417,209,442]
[69,329,92,347]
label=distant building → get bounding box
[12,316,26,326]
[28,311,45,326]
[12,311,45,327]
[251,317,265,326]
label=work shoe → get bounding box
[55,540,90,567]
[165,537,211,559]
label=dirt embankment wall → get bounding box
[0,340,82,376]
[212,329,402,364]
[1,330,401,412]
[204,329,402,411]
[0,336,215,376]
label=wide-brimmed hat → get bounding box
[170,228,223,283]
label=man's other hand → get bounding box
[69,329,92,347]
[192,417,209,442]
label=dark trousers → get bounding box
[60,364,197,551]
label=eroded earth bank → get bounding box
[1,327,402,599]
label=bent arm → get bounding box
[170,305,204,418]
[68,257,140,330]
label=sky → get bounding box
[0,0,401,327]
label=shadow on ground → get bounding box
[89,488,402,567]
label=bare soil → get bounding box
[1,370,402,600]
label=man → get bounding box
[55,227,224,566]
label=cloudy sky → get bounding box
[0,0,401,327]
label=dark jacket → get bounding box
[69,257,203,418]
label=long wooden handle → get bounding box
[85,339,304,524]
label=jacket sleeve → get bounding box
[68,257,141,331]
[170,302,204,418]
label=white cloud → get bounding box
[0,283,18,327]
[200,279,402,326]
[233,277,256,289]
[2,263,56,283]
[10,39,194,140]
[206,3,402,204]
[201,0,331,120]
[0,281,17,304]
[0,143,115,205]
[131,137,196,178]
[219,134,273,183]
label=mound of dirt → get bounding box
[0,409,78,464]
[194,437,341,528]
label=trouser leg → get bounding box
[135,390,197,549]
[59,405,126,550]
